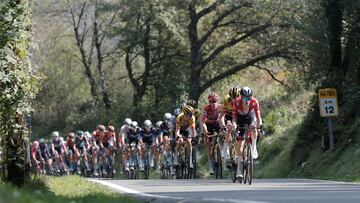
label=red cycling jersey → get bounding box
[232,96,261,123]
[102,131,115,143]
[202,103,222,125]
[93,130,105,142]
[66,139,74,148]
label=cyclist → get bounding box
[31,140,42,175]
[162,113,175,175]
[139,120,159,173]
[219,86,240,166]
[174,105,196,169]
[75,130,90,173]
[102,125,117,175]
[51,131,67,174]
[39,138,53,174]
[220,86,240,127]
[66,132,78,173]
[124,121,141,171]
[118,118,132,173]
[92,125,106,176]
[201,93,223,175]
[232,87,263,178]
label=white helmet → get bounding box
[164,113,172,121]
[59,137,64,142]
[174,108,181,116]
[84,131,91,138]
[51,131,59,138]
[156,121,163,128]
[144,120,152,128]
[131,121,138,128]
[240,87,252,97]
[124,118,132,125]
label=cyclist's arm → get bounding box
[232,105,237,130]
[255,100,262,126]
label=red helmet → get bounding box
[108,125,115,132]
[208,93,219,103]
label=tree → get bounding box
[66,0,120,109]
[0,0,40,185]
[177,0,296,101]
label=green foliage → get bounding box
[0,0,40,184]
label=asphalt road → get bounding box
[90,178,360,203]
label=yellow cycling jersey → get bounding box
[176,112,196,130]
[222,95,233,114]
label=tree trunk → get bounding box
[326,0,343,71]
[94,0,111,109]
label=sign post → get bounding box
[318,88,339,150]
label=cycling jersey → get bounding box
[139,127,158,146]
[52,138,63,154]
[176,113,196,131]
[39,143,51,161]
[232,96,261,124]
[222,95,234,122]
[160,121,170,137]
[125,128,141,144]
[75,136,87,149]
[201,103,222,125]
[93,130,106,144]
[119,124,130,137]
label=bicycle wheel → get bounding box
[215,145,222,179]
[192,146,197,179]
[246,144,253,185]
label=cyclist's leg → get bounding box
[174,135,183,165]
[185,128,193,168]
[247,114,258,159]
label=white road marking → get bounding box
[88,179,272,203]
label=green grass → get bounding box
[0,176,137,203]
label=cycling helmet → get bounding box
[240,87,252,97]
[68,132,75,138]
[84,131,91,138]
[174,108,181,116]
[39,138,45,143]
[124,118,132,125]
[229,86,240,99]
[186,99,197,107]
[59,137,64,142]
[76,130,83,136]
[208,93,219,102]
[164,113,172,121]
[180,102,187,110]
[51,131,59,138]
[182,105,194,115]
[108,125,115,132]
[97,124,106,131]
[33,140,39,146]
[131,121,138,128]
[156,121,163,128]
[144,120,152,128]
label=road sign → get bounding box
[318,88,339,117]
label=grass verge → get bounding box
[0,175,137,203]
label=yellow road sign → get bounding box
[318,88,339,117]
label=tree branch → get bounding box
[200,23,272,69]
[254,64,290,89]
[199,49,285,93]
[196,0,224,19]
[198,2,252,46]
